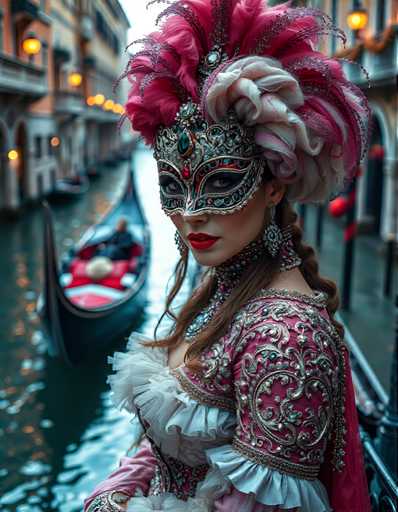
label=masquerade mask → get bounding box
[154,101,264,216]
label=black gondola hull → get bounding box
[39,163,151,365]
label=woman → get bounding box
[84,1,372,510]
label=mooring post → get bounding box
[341,172,358,311]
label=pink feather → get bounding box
[120,0,369,181]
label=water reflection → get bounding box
[0,149,183,510]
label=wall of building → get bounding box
[0,0,133,213]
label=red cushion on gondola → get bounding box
[110,260,130,276]
[70,259,89,276]
[65,284,126,308]
[130,243,143,257]
[69,293,114,308]
[129,257,139,273]
[100,277,125,290]
[79,246,97,260]
[66,258,137,290]
[66,276,92,288]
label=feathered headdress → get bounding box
[117,0,371,203]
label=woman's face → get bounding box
[171,181,284,267]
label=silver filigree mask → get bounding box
[154,101,265,216]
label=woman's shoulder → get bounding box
[240,287,329,325]
[229,287,340,358]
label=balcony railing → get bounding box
[365,31,397,83]
[0,53,47,97]
[54,91,85,116]
[343,27,397,86]
[84,106,119,123]
[11,0,38,19]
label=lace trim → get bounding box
[172,367,235,412]
[232,437,320,481]
[255,288,328,308]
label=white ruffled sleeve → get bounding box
[107,337,235,467]
[201,445,332,512]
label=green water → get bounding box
[0,149,183,511]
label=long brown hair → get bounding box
[146,198,344,371]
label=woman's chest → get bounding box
[168,341,191,369]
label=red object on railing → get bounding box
[369,143,384,159]
[329,196,349,217]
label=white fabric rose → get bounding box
[205,56,345,202]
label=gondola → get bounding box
[38,164,151,366]
[50,175,90,199]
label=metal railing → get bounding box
[338,311,398,510]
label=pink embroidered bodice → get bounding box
[173,289,345,484]
[85,288,370,512]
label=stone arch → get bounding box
[359,102,394,238]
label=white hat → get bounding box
[86,256,113,280]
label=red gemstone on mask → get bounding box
[182,166,190,179]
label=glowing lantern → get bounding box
[8,149,19,161]
[104,99,115,111]
[86,96,96,106]
[22,35,41,56]
[113,104,124,114]
[50,137,60,148]
[94,94,105,106]
[347,8,368,31]
[68,72,83,87]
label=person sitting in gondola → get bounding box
[96,217,135,261]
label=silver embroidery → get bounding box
[172,291,347,478]
[233,297,346,477]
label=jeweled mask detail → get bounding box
[154,101,265,216]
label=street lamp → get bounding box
[103,99,115,111]
[68,72,83,88]
[22,34,41,56]
[7,149,19,161]
[113,103,124,114]
[50,137,60,148]
[94,94,105,106]
[347,6,368,32]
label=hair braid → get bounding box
[280,200,344,339]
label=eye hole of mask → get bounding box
[203,170,244,194]
[159,175,184,195]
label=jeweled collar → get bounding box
[185,237,302,340]
[214,238,265,292]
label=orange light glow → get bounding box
[94,94,105,106]
[22,37,41,56]
[50,137,60,147]
[113,103,124,114]
[86,96,96,106]
[347,9,368,31]
[8,150,19,161]
[104,99,115,111]
[68,72,83,87]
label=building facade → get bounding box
[0,0,132,213]
[314,0,397,241]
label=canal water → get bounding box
[0,148,186,511]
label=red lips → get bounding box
[187,232,220,250]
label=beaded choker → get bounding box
[185,232,302,340]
